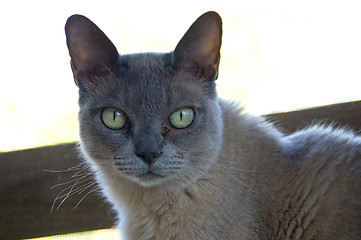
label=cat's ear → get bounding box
[174,11,222,81]
[65,15,119,90]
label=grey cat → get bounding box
[65,11,361,239]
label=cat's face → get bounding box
[65,12,223,187]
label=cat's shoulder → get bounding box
[283,123,361,173]
[286,123,361,152]
[218,98,284,141]
[218,98,361,163]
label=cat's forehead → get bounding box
[121,53,170,71]
[117,53,173,106]
[118,53,173,89]
[92,53,208,116]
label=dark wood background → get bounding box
[1,100,360,239]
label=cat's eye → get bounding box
[169,108,194,129]
[101,108,127,130]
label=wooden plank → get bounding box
[266,100,361,133]
[0,144,116,240]
[0,100,360,239]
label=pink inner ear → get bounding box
[198,30,222,64]
[201,47,221,79]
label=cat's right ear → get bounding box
[65,15,119,91]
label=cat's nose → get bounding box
[135,150,161,165]
[134,128,163,166]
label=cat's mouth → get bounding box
[114,156,180,186]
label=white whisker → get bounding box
[74,185,100,209]
[212,166,259,195]
[49,163,98,212]
[50,175,88,190]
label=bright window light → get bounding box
[1,2,361,150]
[24,229,120,240]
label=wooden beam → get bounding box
[1,100,360,239]
[0,144,116,240]
[266,100,361,133]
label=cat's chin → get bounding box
[127,172,168,187]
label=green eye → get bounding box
[101,108,127,129]
[169,108,194,129]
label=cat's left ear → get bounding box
[174,11,222,81]
[65,14,119,90]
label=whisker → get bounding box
[51,185,74,212]
[50,177,85,190]
[73,181,98,195]
[54,180,96,211]
[74,185,100,209]
[45,163,86,173]
[55,178,95,201]
[71,168,90,178]
[49,162,97,211]
[212,166,259,195]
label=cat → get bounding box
[65,11,361,239]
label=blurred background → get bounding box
[1,0,361,238]
[2,0,361,153]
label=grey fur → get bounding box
[66,12,361,239]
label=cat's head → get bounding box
[65,12,223,188]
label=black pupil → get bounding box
[180,111,183,121]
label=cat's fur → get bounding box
[65,12,361,239]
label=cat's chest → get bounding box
[124,200,207,240]
[121,186,235,240]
